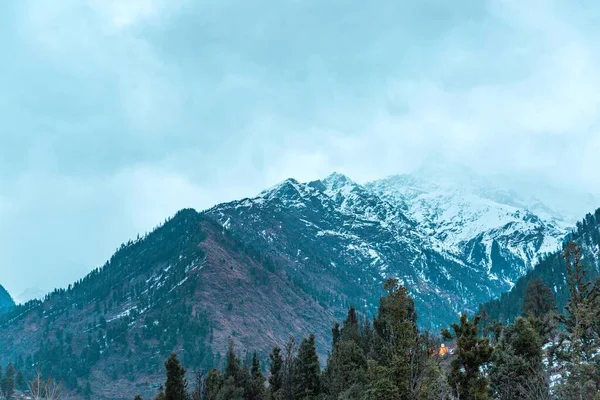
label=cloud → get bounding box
[1,0,600,297]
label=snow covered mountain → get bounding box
[206,166,573,327]
[367,162,570,289]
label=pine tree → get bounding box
[372,278,419,400]
[556,242,600,399]
[523,279,557,341]
[293,334,321,400]
[268,346,284,396]
[489,317,546,400]
[215,377,243,400]
[365,361,400,400]
[224,339,241,383]
[0,363,15,400]
[203,369,224,400]
[135,396,143,400]
[523,279,556,318]
[323,340,367,399]
[164,353,189,400]
[442,314,493,400]
[246,353,265,400]
[15,370,25,391]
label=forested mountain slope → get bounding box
[481,208,600,321]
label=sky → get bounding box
[1,0,600,301]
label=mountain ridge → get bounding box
[0,167,586,399]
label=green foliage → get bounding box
[0,363,15,400]
[442,314,493,400]
[489,317,546,399]
[555,242,600,399]
[268,346,284,396]
[164,353,189,400]
[523,279,556,318]
[293,334,321,399]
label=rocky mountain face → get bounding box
[482,207,600,322]
[367,163,569,289]
[0,211,336,399]
[206,168,569,329]
[0,285,14,315]
[0,166,580,399]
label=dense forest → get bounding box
[133,242,600,400]
[3,242,600,399]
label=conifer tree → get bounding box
[0,363,15,400]
[523,279,556,318]
[225,340,241,383]
[323,340,367,399]
[15,370,25,392]
[442,314,493,400]
[247,353,265,400]
[364,361,400,400]
[372,278,419,400]
[203,369,224,400]
[268,346,284,396]
[489,317,546,400]
[164,353,189,400]
[293,334,321,400]
[556,242,600,399]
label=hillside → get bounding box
[0,211,335,399]
[0,169,581,399]
[0,284,14,315]
[481,207,600,322]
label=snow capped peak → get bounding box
[319,172,360,198]
[259,178,304,199]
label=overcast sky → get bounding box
[1,0,600,300]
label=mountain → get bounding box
[14,287,46,305]
[0,211,335,399]
[205,167,571,328]
[0,167,582,399]
[481,207,600,322]
[367,161,569,288]
[0,285,14,315]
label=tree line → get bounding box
[132,241,600,400]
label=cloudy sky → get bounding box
[1,0,599,300]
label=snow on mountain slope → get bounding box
[207,173,511,328]
[205,161,584,328]
[366,161,569,287]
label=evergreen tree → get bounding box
[292,334,321,400]
[15,370,25,391]
[489,317,546,400]
[164,353,189,400]
[442,314,493,400]
[523,279,557,342]
[203,369,224,400]
[0,363,15,400]
[135,396,143,400]
[323,340,367,399]
[364,361,399,400]
[225,340,241,383]
[268,346,284,396]
[216,377,243,400]
[246,353,265,400]
[556,242,600,399]
[523,279,556,318]
[372,278,419,400]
